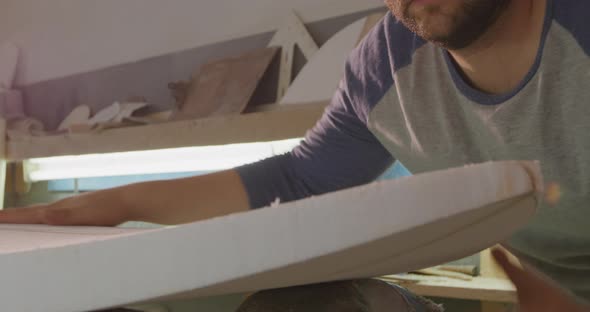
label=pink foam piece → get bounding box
[0,42,19,89]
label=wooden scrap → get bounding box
[58,105,91,131]
[439,264,478,276]
[67,123,95,134]
[268,11,319,101]
[175,47,280,120]
[89,102,121,125]
[413,267,473,281]
[126,110,174,124]
[113,102,147,123]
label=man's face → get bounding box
[385,0,510,50]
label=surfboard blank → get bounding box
[0,161,541,311]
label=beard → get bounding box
[385,0,510,50]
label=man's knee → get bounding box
[236,279,443,312]
[236,280,370,312]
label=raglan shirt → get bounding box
[237,0,590,300]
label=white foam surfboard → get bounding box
[280,18,365,105]
[0,161,541,312]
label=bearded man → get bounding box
[1,1,588,311]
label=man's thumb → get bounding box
[492,248,532,292]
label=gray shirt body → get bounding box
[238,0,590,299]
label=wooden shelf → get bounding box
[6,101,328,161]
[381,274,517,303]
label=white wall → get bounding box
[0,0,384,85]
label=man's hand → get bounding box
[0,189,132,226]
[493,249,590,312]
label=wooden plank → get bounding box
[439,265,478,276]
[177,47,280,120]
[413,267,473,281]
[381,275,517,303]
[6,101,328,161]
[268,11,319,101]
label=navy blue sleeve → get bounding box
[236,16,396,209]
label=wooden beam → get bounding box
[6,101,328,161]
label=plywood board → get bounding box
[176,47,279,120]
[0,161,540,311]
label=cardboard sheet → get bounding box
[177,47,279,120]
[280,12,385,105]
[280,18,364,105]
[0,161,541,311]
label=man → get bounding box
[0,0,588,310]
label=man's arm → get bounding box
[0,16,394,225]
[237,83,394,209]
[0,86,393,226]
[0,170,250,226]
[0,86,392,226]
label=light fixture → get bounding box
[24,138,303,182]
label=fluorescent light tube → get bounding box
[25,139,302,182]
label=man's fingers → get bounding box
[0,204,82,226]
[0,205,46,224]
[493,248,568,300]
[492,248,535,292]
[492,248,519,278]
